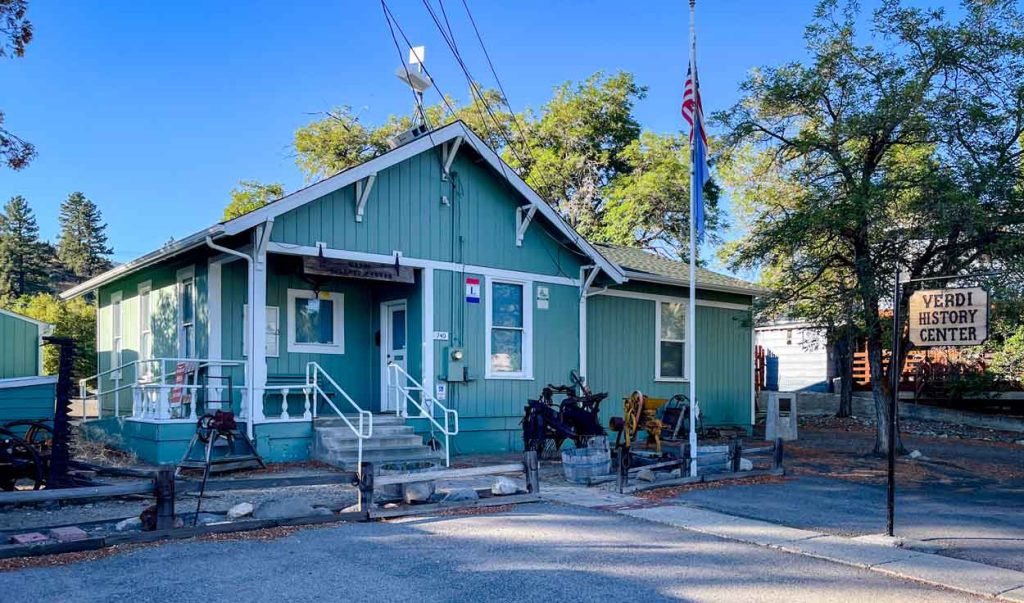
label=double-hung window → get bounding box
[656,301,686,381]
[110,291,123,377]
[485,277,532,379]
[138,282,153,378]
[177,267,196,359]
[287,289,344,354]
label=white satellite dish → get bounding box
[396,45,433,93]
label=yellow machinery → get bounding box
[609,391,669,454]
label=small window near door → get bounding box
[657,301,686,381]
[111,291,123,374]
[391,309,406,350]
[177,267,196,358]
[287,289,344,354]
[138,282,152,378]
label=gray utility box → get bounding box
[765,391,798,441]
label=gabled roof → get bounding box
[596,244,766,297]
[62,121,624,299]
[0,307,53,330]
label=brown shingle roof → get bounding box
[596,244,766,296]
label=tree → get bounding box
[0,0,34,169]
[222,180,285,221]
[3,293,96,380]
[57,191,112,281]
[0,195,50,296]
[290,72,722,259]
[717,0,1024,454]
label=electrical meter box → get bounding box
[442,346,466,382]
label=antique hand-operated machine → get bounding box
[521,371,607,457]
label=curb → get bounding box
[540,485,1024,601]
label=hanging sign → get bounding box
[302,257,414,284]
[908,287,988,347]
[465,277,480,303]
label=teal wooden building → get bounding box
[61,122,762,466]
[0,308,56,427]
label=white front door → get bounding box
[381,300,408,413]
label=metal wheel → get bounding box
[3,420,53,457]
[0,427,45,491]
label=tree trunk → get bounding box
[834,328,854,417]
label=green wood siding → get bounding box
[270,150,584,278]
[586,293,753,429]
[0,312,42,379]
[0,380,56,428]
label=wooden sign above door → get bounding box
[302,256,415,284]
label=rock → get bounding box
[739,458,754,471]
[441,488,479,503]
[402,481,435,504]
[668,469,682,479]
[194,513,222,525]
[491,476,519,496]
[310,507,334,516]
[908,450,923,459]
[48,526,88,542]
[637,469,656,483]
[253,497,316,520]
[340,503,362,513]
[115,517,142,532]
[227,502,254,519]
[1015,439,1024,446]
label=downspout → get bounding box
[205,236,256,440]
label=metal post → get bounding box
[357,462,374,515]
[772,438,784,472]
[524,450,540,494]
[731,438,742,473]
[154,466,176,530]
[887,270,901,537]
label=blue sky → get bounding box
[0,0,937,268]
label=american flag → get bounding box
[681,64,707,146]
[682,61,709,241]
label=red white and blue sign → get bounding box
[465,277,480,303]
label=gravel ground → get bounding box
[0,503,987,602]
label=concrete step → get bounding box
[315,414,406,428]
[315,424,415,438]
[314,446,443,469]
[316,434,426,451]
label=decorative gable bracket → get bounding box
[354,173,377,222]
[441,136,463,182]
[515,205,538,247]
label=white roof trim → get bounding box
[0,308,53,329]
[60,121,624,299]
[622,270,767,297]
[0,375,57,390]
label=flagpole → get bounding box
[687,0,699,478]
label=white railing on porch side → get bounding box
[386,361,459,467]
[79,358,246,421]
[306,362,373,468]
[258,384,314,422]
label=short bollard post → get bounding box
[357,462,374,515]
[772,438,785,472]
[524,450,540,494]
[154,467,176,530]
[731,438,743,473]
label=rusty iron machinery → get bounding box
[609,391,669,454]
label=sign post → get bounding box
[887,281,989,537]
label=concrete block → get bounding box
[777,535,922,569]
[624,505,822,546]
[10,532,48,544]
[874,552,1024,597]
[1000,585,1024,602]
[47,526,88,542]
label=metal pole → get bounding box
[686,0,699,479]
[887,269,900,537]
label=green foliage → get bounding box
[290,72,720,259]
[57,191,112,281]
[2,293,96,380]
[222,180,285,221]
[717,0,1024,451]
[989,325,1024,385]
[0,195,50,295]
[0,0,34,169]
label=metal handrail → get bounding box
[386,361,459,466]
[306,362,373,469]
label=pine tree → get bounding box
[0,195,50,296]
[57,192,113,280]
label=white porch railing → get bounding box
[386,361,459,466]
[78,358,246,421]
[306,362,373,468]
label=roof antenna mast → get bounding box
[395,46,433,127]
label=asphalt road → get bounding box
[674,473,1024,572]
[0,503,986,602]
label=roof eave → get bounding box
[59,225,226,300]
[622,270,768,297]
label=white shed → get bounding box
[756,320,835,392]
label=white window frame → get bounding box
[137,281,153,379]
[287,288,344,355]
[655,300,688,382]
[244,304,280,358]
[110,291,123,377]
[484,276,533,380]
[177,266,196,359]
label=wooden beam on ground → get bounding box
[0,481,154,506]
[369,493,540,519]
[179,473,358,493]
[374,463,525,486]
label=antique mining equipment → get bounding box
[609,391,668,455]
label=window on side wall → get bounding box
[177,267,196,359]
[485,278,532,379]
[110,291,123,376]
[138,282,152,379]
[287,289,344,355]
[657,301,686,381]
[243,305,280,357]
